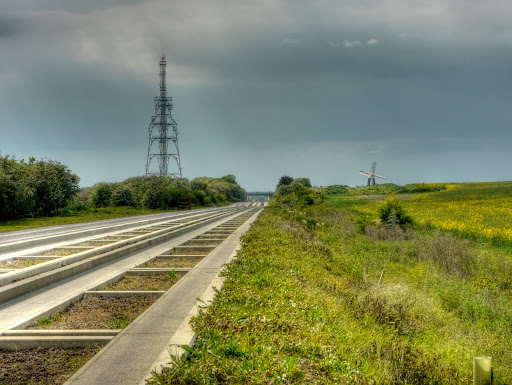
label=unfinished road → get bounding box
[0,203,263,384]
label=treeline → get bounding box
[0,155,80,219]
[77,174,246,210]
[0,155,246,220]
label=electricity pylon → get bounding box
[145,54,182,177]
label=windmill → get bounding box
[360,162,386,186]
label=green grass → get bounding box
[148,189,512,384]
[0,207,172,232]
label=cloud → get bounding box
[280,38,301,46]
[342,40,362,48]
[0,14,25,38]
[366,39,379,46]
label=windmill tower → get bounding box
[145,54,182,177]
[360,162,386,186]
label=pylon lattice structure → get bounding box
[145,54,182,177]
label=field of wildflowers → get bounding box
[402,182,512,244]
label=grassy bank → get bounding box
[0,207,172,232]
[148,184,512,384]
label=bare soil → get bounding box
[100,272,185,291]
[168,248,210,256]
[73,240,116,247]
[197,235,228,239]
[28,248,88,257]
[102,236,133,241]
[119,231,151,236]
[142,256,204,268]
[183,240,222,246]
[29,295,158,330]
[0,258,55,269]
[0,345,102,385]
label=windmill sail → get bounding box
[359,162,386,186]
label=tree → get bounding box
[91,183,113,208]
[30,159,80,216]
[276,176,294,189]
[292,177,312,188]
[112,186,136,207]
[0,155,79,219]
[221,174,237,184]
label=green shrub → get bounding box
[112,186,136,207]
[292,177,312,188]
[378,197,413,227]
[91,183,113,208]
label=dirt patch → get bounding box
[29,295,158,330]
[102,236,132,241]
[73,241,116,247]
[0,258,55,269]
[100,272,185,291]
[170,248,210,256]
[0,345,102,385]
[119,231,151,236]
[28,248,89,257]
[142,256,204,268]
[183,240,222,246]
[197,235,228,240]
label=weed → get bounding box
[106,318,130,329]
[36,317,52,326]
[22,259,35,268]
[166,270,177,280]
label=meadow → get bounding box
[401,182,512,245]
[148,182,512,384]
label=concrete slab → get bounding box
[3,330,121,337]
[0,336,114,350]
[64,209,262,385]
[0,210,256,335]
[0,210,240,302]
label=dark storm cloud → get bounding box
[1,0,512,188]
[3,0,146,13]
[0,15,25,38]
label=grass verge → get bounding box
[0,207,171,233]
[148,198,512,384]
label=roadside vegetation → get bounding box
[148,180,512,384]
[0,154,246,231]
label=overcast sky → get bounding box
[1,0,511,191]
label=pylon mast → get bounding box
[145,54,182,177]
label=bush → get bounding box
[292,178,312,188]
[275,185,294,197]
[91,183,113,208]
[378,197,413,228]
[112,186,136,207]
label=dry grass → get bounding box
[143,256,204,268]
[170,248,210,256]
[28,248,88,257]
[29,295,158,330]
[364,225,417,241]
[101,272,184,291]
[0,258,55,269]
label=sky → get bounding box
[1,0,511,191]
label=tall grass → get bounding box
[148,182,512,384]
